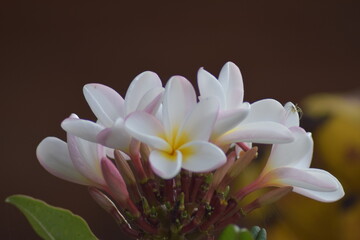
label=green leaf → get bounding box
[218,224,254,240]
[250,226,267,240]
[6,195,98,240]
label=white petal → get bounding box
[136,87,164,114]
[180,141,226,172]
[265,167,340,192]
[83,84,125,127]
[266,127,313,169]
[283,102,300,127]
[177,97,219,145]
[163,76,197,141]
[218,62,244,109]
[61,116,104,143]
[212,102,250,139]
[293,181,344,202]
[125,71,162,115]
[96,118,132,152]
[67,134,105,186]
[197,67,226,109]
[36,137,91,185]
[242,99,285,124]
[217,121,294,145]
[125,111,171,151]
[149,149,182,179]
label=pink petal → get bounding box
[67,134,105,187]
[163,76,197,141]
[96,118,132,152]
[149,149,182,179]
[125,71,162,115]
[197,67,226,108]
[266,127,313,169]
[36,137,91,185]
[264,167,340,192]
[83,84,125,127]
[101,157,129,202]
[218,62,244,109]
[293,182,344,202]
[125,111,171,152]
[216,121,294,145]
[180,141,226,172]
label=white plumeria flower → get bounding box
[256,127,344,202]
[61,71,164,154]
[197,62,294,148]
[125,76,226,179]
[36,126,107,189]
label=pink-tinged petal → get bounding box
[264,167,340,192]
[36,137,91,185]
[137,87,164,114]
[96,118,131,152]
[283,102,300,127]
[125,111,171,152]
[197,67,226,108]
[83,84,125,127]
[180,141,226,172]
[177,97,219,144]
[101,157,129,203]
[163,76,197,140]
[242,99,285,124]
[266,127,312,170]
[217,121,294,145]
[125,71,162,115]
[212,102,250,139]
[61,115,104,143]
[293,181,344,202]
[67,134,105,187]
[149,149,182,179]
[218,62,244,109]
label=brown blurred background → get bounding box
[1,1,359,239]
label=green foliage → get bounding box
[6,195,98,240]
[218,224,267,240]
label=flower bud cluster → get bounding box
[36,62,344,239]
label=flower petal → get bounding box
[264,167,340,192]
[136,87,164,114]
[61,114,104,143]
[197,67,226,109]
[67,134,105,187]
[36,137,91,185]
[83,84,125,127]
[125,111,171,151]
[177,97,219,144]
[212,102,250,139]
[242,99,285,124]
[180,141,226,172]
[149,149,182,179]
[218,62,244,109]
[97,122,132,153]
[265,127,312,170]
[125,71,162,115]
[283,102,300,127]
[293,181,344,202]
[217,121,294,145]
[163,76,197,140]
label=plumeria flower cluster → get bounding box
[37,62,344,240]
